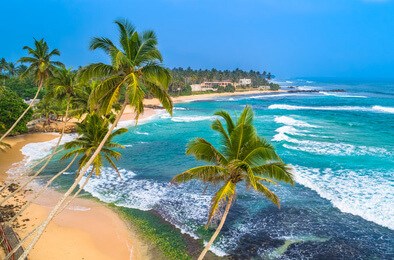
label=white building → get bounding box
[191,81,234,92]
[238,78,252,86]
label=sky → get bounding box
[1,0,394,79]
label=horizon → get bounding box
[1,0,394,80]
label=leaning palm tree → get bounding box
[72,18,173,176]
[172,106,294,260]
[62,113,126,176]
[0,39,62,142]
[19,19,173,258]
[11,114,127,259]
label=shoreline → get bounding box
[146,89,285,106]
[1,89,283,259]
[0,135,150,259]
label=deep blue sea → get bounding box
[36,79,394,259]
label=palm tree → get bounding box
[71,18,173,176]
[0,39,62,142]
[13,114,127,258]
[62,113,126,175]
[6,62,16,77]
[19,19,173,258]
[172,106,294,260]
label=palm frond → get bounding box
[172,165,227,184]
[214,110,235,134]
[186,138,227,165]
[254,182,280,208]
[252,162,294,184]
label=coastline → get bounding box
[0,133,150,260]
[1,89,282,259]
[146,89,285,106]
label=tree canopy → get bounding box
[0,86,33,135]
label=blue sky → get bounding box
[1,0,394,79]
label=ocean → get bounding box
[23,79,394,259]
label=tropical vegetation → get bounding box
[172,106,294,259]
[0,86,33,136]
[0,18,286,260]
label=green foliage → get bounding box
[18,38,63,86]
[80,19,173,119]
[0,86,32,135]
[33,94,65,123]
[169,67,276,94]
[173,106,294,225]
[224,84,235,92]
[62,114,127,175]
[4,77,43,99]
[269,82,280,91]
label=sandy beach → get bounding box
[0,131,151,259]
[0,90,282,259]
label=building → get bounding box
[238,78,252,86]
[191,81,234,92]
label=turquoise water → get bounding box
[43,79,393,259]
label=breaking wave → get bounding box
[268,104,394,114]
[292,165,394,230]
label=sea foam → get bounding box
[21,133,77,163]
[292,165,394,230]
[268,104,394,114]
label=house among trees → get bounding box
[238,78,252,86]
[191,81,234,92]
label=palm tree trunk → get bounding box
[6,154,78,225]
[0,101,70,205]
[198,195,234,260]
[0,81,42,143]
[58,169,94,213]
[18,101,128,259]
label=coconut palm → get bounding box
[19,19,173,258]
[172,106,294,260]
[0,39,62,142]
[71,18,173,178]
[69,81,94,118]
[11,114,127,259]
[62,113,127,175]
[6,62,17,77]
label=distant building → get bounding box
[191,84,202,92]
[24,99,40,106]
[191,81,234,92]
[238,78,252,86]
[258,86,270,90]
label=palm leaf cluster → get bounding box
[173,106,294,225]
[80,19,173,118]
[62,114,127,176]
[18,38,63,86]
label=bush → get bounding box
[269,82,280,91]
[0,86,33,135]
[225,84,235,92]
[4,77,42,100]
